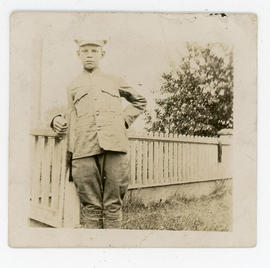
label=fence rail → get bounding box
[29,129,232,227]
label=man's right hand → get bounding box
[52,116,68,135]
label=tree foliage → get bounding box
[145,43,233,137]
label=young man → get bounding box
[51,39,147,229]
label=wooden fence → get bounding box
[29,129,79,227]
[128,132,231,188]
[29,129,232,227]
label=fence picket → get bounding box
[164,133,169,183]
[153,133,159,183]
[158,133,164,183]
[173,134,178,182]
[41,137,53,207]
[30,135,37,202]
[136,140,142,185]
[195,141,199,179]
[190,138,195,179]
[143,139,148,185]
[35,136,45,204]
[51,138,61,209]
[57,139,68,225]
[181,141,186,181]
[130,140,136,185]
[188,143,192,180]
[203,144,207,180]
[169,134,174,182]
[177,142,182,181]
[214,144,218,177]
[209,144,214,178]
[206,144,210,179]
[148,132,154,184]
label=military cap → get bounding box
[74,39,107,47]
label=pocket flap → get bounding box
[73,89,88,104]
[101,88,120,98]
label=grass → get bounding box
[122,180,232,231]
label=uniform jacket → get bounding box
[51,69,147,159]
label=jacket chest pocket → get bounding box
[73,90,90,117]
[100,88,121,112]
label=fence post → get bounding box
[217,128,233,179]
[218,128,233,145]
[62,172,81,228]
[59,137,81,228]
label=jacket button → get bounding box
[95,111,99,116]
[97,126,101,131]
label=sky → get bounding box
[28,12,234,130]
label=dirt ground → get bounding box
[122,182,232,231]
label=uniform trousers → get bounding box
[72,151,130,229]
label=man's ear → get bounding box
[77,49,80,57]
[101,49,106,57]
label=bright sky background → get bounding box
[33,13,234,130]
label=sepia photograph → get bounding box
[9,12,256,247]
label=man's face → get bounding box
[78,44,104,70]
